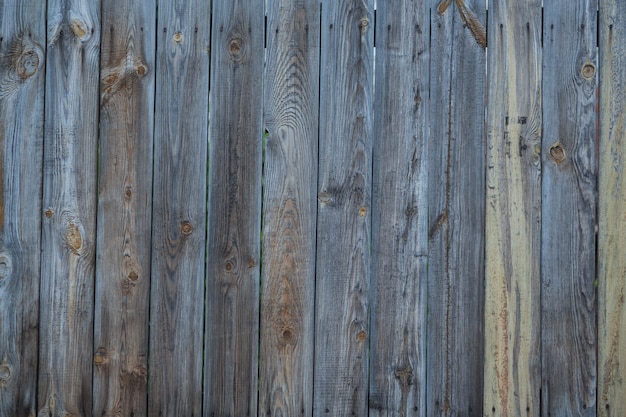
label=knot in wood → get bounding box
[582,63,595,79]
[549,141,566,165]
[0,363,12,382]
[66,223,83,255]
[16,48,40,79]
[94,347,108,366]
[356,330,367,342]
[360,18,369,32]
[45,209,53,218]
[70,18,91,41]
[173,32,183,43]
[0,254,12,280]
[180,221,193,235]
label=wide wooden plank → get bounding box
[259,0,319,416]
[37,0,101,415]
[148,0,209,415]
[313,1,373,416]
[92,0,155,415]
[541,1,598,415]
[426,0,485,415]
[0,1,45,415]
[484,1,542,416]
[598,1,626,415]
[368,0,429,416]
[204,1,264,415]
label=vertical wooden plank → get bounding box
[313,1,373,416]
[92,0,155,415]
[484,1,542,416]
[0,1,45,415]
[204,1,264,415]
[37,0,100,415]
[542,1,598,415]
[598,1,626,415]
[368,0,429,416]
[259,0,319,416]
[148,0,209,415]
[426,0,485,415]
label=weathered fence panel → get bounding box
[484,1,543,416]
[204,1,264,416]
[368,1,428,416]
[38,0,101,415]
[148,0,209,415]
[0,1,44,415]
[542,1,598,415]
[427,0,486,416]
[92,0,155,415]
[259,0,319,416]
[598,1,626,416]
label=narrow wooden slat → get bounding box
[541,1,598,415]
[204,1,264,415]
[148,0,209,415]
[0,1,45,415]
[37,0,101,415]
[313,1,373,415]
[92,0,155,415]
[598,1,626,415]
[368,0,429,415]
[259,0,319,415]
[484,1,542,416]
[427,0,486,415]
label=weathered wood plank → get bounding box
[259,0,319,416]
[484,1,542,416]
[148,0,209,415]
[541,1,598,415]
[313,1,373,416]
[426,0,485,415]
[37,0,101,415]
[204,1,264,415]
[92,0,155,415]
[0,1,45,415]
[368,0,429,416]
[598,1,626,415]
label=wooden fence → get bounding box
[1,0,625,416]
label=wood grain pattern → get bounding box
[368,1,429,416]
[148,0,209,415]
[598,2,626,416]
[204,1,264,416]
[93,0,155,415]
[427,0,485,415]
[313,1,373,416]
[0,1,45,416]
[484,1,542,416]
[541,1,598,415]
[38,0,101,415]
[259,0,319,416]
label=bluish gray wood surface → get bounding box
[0,1,45,415]
[204,1,264,415]
[148,0,209,415]
[93,0,155,415]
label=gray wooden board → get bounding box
[92,0,155,415]
[259,0,319,415]
[38,0,101,415]
[368,0,429,416]
[313,1,373,416]
[204,1,264,415]
[598,1,626,416]
[483,1,543,416]
[0,1,45,415]
[148,0,209,415]
[427,0,486,416]
[541,1,598,415]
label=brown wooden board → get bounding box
[37,0,101,415]
[148,0,210,415]
[598,1,626,415]
[92,0,155,415]
[427,0,486,415]
[259,0,319,415]
[0,1,45,415]
[368,0,429,416]
[484,1,542,416]
[313,1,373,416]
[542,1,598,415]
[204,1,264,415]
